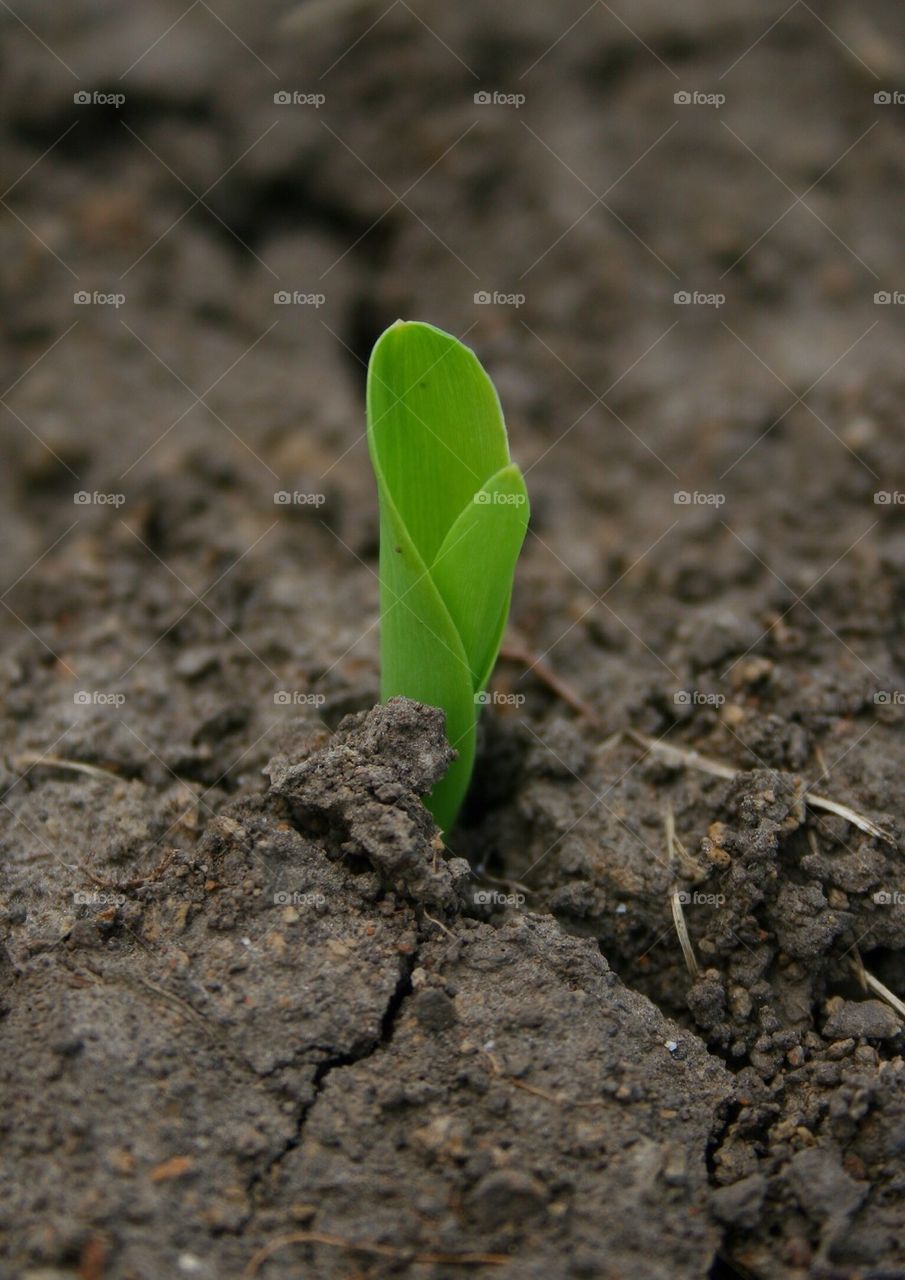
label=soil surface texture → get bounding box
[2,2,905,1278]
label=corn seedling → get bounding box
[366,320,529,833]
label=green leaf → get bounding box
[367,320,529,833]
[430,463,529,688]
[367,321,512,564]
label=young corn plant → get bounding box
[366,320,529,833]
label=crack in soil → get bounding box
[248,945,420,1202]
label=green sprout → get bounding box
[366,320,529,833]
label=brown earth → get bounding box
[1,2,905,1277]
